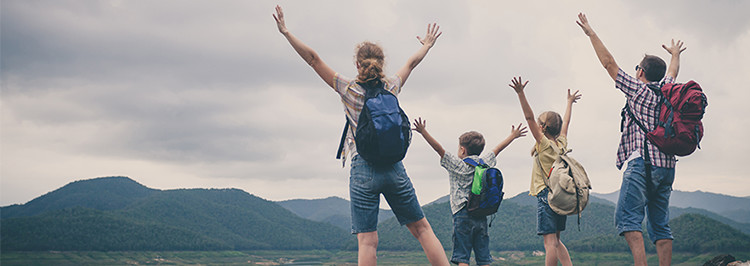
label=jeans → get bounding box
[451,207,492,265]
[349,155,424,234]
[615,157,675,243]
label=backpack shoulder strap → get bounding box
[535,154,552,189]
[623,103,651,134]
[463,158,480,167]
[335,118,350,159]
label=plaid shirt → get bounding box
[440,152,497,215]
[333,73,402,166]
[616,68,676,169]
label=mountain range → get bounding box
[1,176,351,251]
[2,176,749,253]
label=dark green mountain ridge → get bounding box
[1,177,351,251]
[2,176,748,253]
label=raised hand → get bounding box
[272,5,288,35]
[508,76,529,94]
[576,13,594,36]
[510,123,528,139]
[662,39,687,56]
[412,117,428,135]
[416,23,442,48]
[567,89,582,104]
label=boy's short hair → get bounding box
[640,54,667,82]
[459,131,485,156]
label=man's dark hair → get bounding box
[640,55,667,82]
[459,131,485,156]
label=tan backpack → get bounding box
[536,143,592,218]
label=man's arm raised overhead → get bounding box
[577,13,618,81]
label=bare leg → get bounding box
[406,218,449,266]
[624,231,648,266]
[655,239,672,266]
[554,232,572,266]
[357,231,378,266]
[543,232,572,266]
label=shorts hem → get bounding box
[398,215,424,226]
[450,258,469,265]
[537,229,565,236]
[651,236,674,244]
[617,228,643,236]
[351,227,377,234]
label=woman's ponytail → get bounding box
[355,42,385,84]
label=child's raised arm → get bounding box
[491,123,528,156]
[273,5,336,88]
[412,117,445,158]
[509,77,544,144]
[561,89,582,137]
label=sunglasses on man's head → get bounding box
[635,65,643,71]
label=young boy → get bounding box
[413,118,526,266]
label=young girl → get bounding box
[273,6,449,266]
[509,76,581,266]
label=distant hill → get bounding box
[669,207,750,235]
[592,190,750,223]
[1,177,351,251]
[277,196,394,230]
[671,213,750,252]
[1,176,157,219]
[376,194,750,253]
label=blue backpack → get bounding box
[463,158,504,217]
[336,81,411,165]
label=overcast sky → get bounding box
[2,0,749,207]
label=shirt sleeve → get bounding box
[481,152,498,168]
[535,137,551,155]
[386,75,403,96]
[333,73,352,96]
[557,135,568,149]
[615,68,643,98]
[440,153,474,175]
[661,75,675,84]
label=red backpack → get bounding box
[626,80,708,156]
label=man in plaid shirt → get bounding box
[577,13,686,266]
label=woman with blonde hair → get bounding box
[273,6,448,265]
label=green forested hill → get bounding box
[1,177,352,251]
[1,176,157,219]
[671,213,750,252]
[376,199,750,253]
[2,176,748,253]
[277,196,394,230]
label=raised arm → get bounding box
[560,89,582,137]
[273,5,336,88]
[577,13,618,81]
[491,123,528,156]
[662,39,687,79]
[412,117,445,158]
[396,23,442,86]
[509,77,544,143]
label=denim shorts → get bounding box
[537,188,567,235]
[349,155,424,234]
[451,207,492,265]
[615,157,675,243]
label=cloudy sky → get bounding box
[2,0,749,207]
